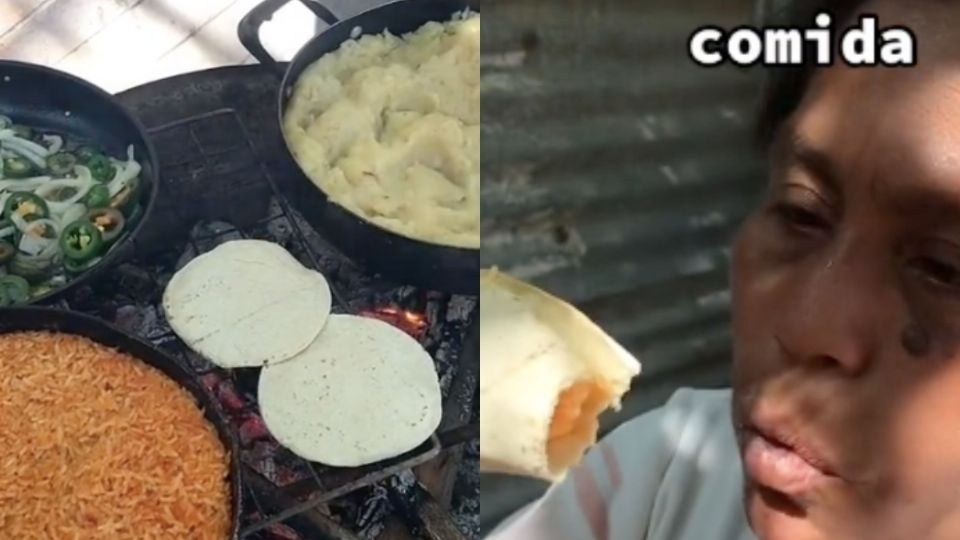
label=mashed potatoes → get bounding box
[283,14,480,249]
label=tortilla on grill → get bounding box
[480,268,641,482]
[258,314,443,467]
[163,239,332,368]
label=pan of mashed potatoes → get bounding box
[238,0,479,295]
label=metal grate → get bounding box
[46,108,478,539]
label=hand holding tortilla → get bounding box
[480,269,641,482]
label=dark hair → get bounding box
[755,0,871,145]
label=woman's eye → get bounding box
[772,203,830,233]
[910,256,960,288]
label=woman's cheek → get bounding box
[731,219,788,379]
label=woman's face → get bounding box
[731,2,960,539]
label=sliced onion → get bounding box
[19,229,51,256]
[18,219,59,257]
[0,132,50,157]
[0,225,13,239]
[9,211,28,232]
[41,134,63,154]
[0,192,9,217]
[74,165,92,183]
[35,178,94,215]
[107,146,141,197]
[2,139,46,168]
[0,177,52,192]
[60,203,87,226]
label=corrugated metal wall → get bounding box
[480,0,767,533]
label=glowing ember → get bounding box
[361,307,428,341]
[238,413,271,446]
[217,380,246,412]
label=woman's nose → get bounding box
[776,251,884,377]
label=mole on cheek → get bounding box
[901,324,932,358]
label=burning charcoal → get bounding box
[116,264,157,303]
[173,244,198,271]
[183,349,216,372]
[244,440,313,487]
[50,110,480,540]
[200,372,223,395]
[244,440,281,480]
[438,371,455,399]
[360,307,428,342]
[356,485,390,537]
[395,286,419,305]
[452,439,481,539]
[192,220,243,253]
[267,197,286,220]
[112,305,142,335]
[232,367,262,397]
[217,380,247,412]
[265,215,294,246]
[284,237,315,270]
[192,220,240,239]
[265,523,303,540]
[452,497,480,539]
[466,439,478,459]
[358,522,385,540]
[135,304,172,339]
[64,284,96,310]
[447,295,478,322]
[389,470,417,497]
[238,413,270,446]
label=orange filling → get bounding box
[547,380,617,473]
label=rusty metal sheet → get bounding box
[480,0,765,533]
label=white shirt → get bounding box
[486,388,758,540]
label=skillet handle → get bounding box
[238,0,341,67]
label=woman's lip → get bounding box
[750,422,837,476]
[742,430,838,497]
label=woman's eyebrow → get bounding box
[778,132,842,198]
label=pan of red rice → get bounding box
[0,307,241,540]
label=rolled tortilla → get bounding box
[480,268,641,482]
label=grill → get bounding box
[40,67,479,540]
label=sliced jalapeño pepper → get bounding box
[85,208,125,245]
[0,239,14,265]
[64,255,102,275]
[83,184,110,209]
[30,282,56,298]
[46,151,77,176]
[3,156,35,179]
[0,275,30,305]
[4,193,49,221]
[9,253,52,284]
[75,145,98,162]
[60,220,103,262]
[86,154,116,183]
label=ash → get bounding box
[452,440,481,538]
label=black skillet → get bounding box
[0,307,242,539]
[0,61,158,304]
[238,0,479,295]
